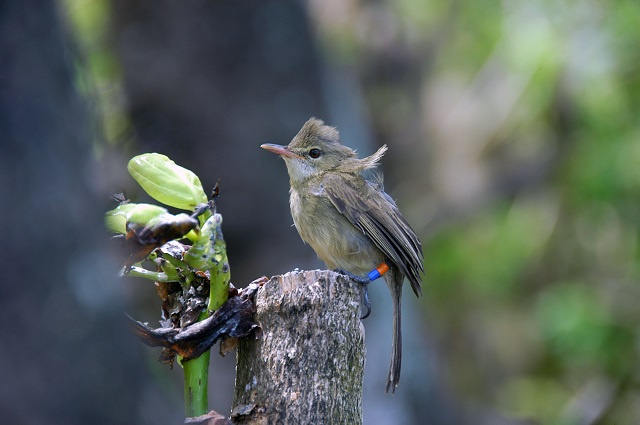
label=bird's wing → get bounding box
[322,173,423,297]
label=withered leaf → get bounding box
[128,280,265,362]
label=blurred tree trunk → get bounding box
[0,1,159,424]
[232,270,365,424]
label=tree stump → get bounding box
[231,270,365,424]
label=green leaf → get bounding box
[105,203,167,234]
[128,153,207,210]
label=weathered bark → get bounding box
[231,270,365,425]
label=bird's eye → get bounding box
[308,148,322,159]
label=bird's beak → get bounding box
[261,143,303,159]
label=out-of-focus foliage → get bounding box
[308,0,639,423]
[62,0,133,151]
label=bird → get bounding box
[261,117,423,393]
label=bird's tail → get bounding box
[386,272,403,393]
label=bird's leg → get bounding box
[333,263,390,320]
[334,268,372,319]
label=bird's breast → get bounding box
[289,187,382,274]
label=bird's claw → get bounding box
[333,268,369,284]
[333,269,372,319]
[360,286,371,319]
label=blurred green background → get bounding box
[3,0,638,424]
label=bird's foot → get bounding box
[333,268,372,319]
[334,268,370,285]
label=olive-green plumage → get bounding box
[261,118,423,393]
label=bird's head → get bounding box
[262,118,385,186]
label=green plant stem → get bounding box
[183,214,230,418]
[208,232,230,312]
[124,266,173,282]
[183,348,210,418]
